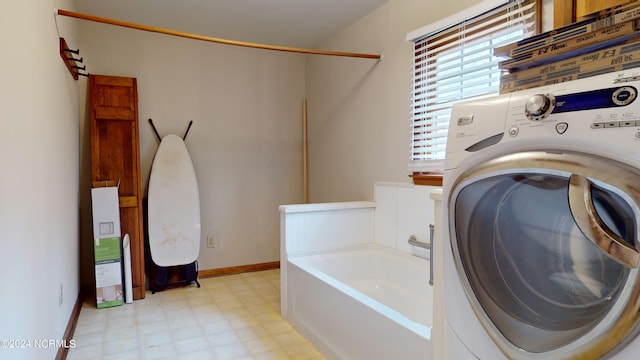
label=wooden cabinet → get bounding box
[576,0,629,18]
[90,75,145,300]
[555,0,630,28]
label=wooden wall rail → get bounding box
[56,9,381,60]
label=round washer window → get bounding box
[454,173,632,352]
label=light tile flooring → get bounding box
[67,269,326,360]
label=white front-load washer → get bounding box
[442,69,640,359]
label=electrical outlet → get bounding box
[207,235,215,248]
[59,283,63,306]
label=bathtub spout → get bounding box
[408,235,430,249]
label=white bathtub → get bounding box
[279,199,435,360]
[286,244,432,360]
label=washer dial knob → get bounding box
[525,94,555,121]
[612,86,637,106]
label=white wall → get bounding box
[0,1,80,359]
[306,0,482,202]
[306,0,554,203]
[71,20,306,278]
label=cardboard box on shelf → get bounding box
[494,1,640,57]
[499,18,640,71]
[500,39,640,93]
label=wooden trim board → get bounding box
[198,262,281,278]
[55,293,83,360]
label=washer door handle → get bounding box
[568,174,639,268]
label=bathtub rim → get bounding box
[279,200,376,214]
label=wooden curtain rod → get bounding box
[56,9,381,60]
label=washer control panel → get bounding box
[523,86,637,123]
[447,70,640,176]
[503,80,640,142]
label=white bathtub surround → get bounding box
[279,201,375,256]
[278,201,376,318]
[374,182,439,255]
[279,183,440,359]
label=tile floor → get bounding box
[67,269,326,360]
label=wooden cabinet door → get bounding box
[576,0,629,18]
[555,0,630,28]
[90,75,145,300]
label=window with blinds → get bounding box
[409,0,538,172]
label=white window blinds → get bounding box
[409,0,538,172]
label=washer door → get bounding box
[449,151,640,359]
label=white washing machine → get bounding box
[442,69,640,359]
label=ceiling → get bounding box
[71,0,389,49]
